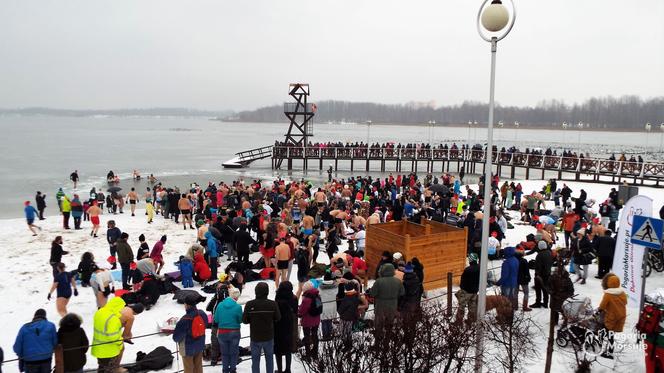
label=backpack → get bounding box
[308,294,323,316]
[183,312,206,339]
[637,304,662,335]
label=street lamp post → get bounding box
[562,121,568,144]
[475,1,515,371]
[498,120,504,143]
[660,123,664,152]
[513,121,519,142]
[645,122,652,150]
[577,122,584,149]
[474,120,479,143]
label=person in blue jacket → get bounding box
[24,201,41,236]
[496,246,519,310]
[173,295,209,372]
[13,309,57,373]
[178,256,194,288]
[214,287,243,373]
[205,230,219,281]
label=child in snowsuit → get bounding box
[146,202,154,224]
[178,256,194,288]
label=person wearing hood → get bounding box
[173,295,209,373]
[516,248,532,312]
[318,272,338,340]
[70,194,84,229]
[243,282,281,373]
[298,281,321,356]
[399,263,422,313]
[91,298,144,372]
[178,255,194,288]
[274,282,297,373]
[367,263,405,333]
[61,194,72,229]
[116,232,134,290]
[531,240,553,308]
[205,230,219,281]
[193,253,211,285]
[213,287,243,373]
[496,246,519,310]
[57,313,89,373]
[56,187,65,212]
[599,273,627,359]
[106,220,121,270]
[374,251,393,279]
[13,309,57,373]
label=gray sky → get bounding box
[1,0,662,111]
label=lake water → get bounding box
[0,115,660,218]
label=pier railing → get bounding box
[272,145,663,179]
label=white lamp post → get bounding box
[468,120,473,144]
[513,120,519,142]
[474,120,479,143]
[562,121,568,144]
[498,120,504,142]
[577,121,584,149]
[475,1,515,371]
[659,123,664,152]
[645,123,652,150]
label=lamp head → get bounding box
[660,123,664,131]
[645,122,652,131]
[481,0,510,32]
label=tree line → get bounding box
[235,95,664,129]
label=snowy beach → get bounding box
[1,179,663,372]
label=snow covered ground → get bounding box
[1,179,663,372]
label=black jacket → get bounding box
[517,256,531,285]
[535,249,553,281]
[460,263,480,294]
[573,237,594,265]
[233,230,255,254]
[57,316,88,372]
[36,194,46,209]
[50,243,68,263]
[399,272,422,311]
[107,227,121,245]
[595,235,616,258]
[242,283,281,342]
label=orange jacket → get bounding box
[599,274,627,332]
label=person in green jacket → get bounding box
[214,287,243,373]
[367,263,405,334]
[56,187,65,212]
[61,195,72,229]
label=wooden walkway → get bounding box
[271,146,664,187]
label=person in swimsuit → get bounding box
[126,188,139,217]
[274,238,291,289]
[48,262,78,317]
[87,201,102,237]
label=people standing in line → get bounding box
[173,296,209,373]
[126,188,139,217]
[87,201,102,237]
[57,313,89,373]
[150,235,167,274]
[367,263,404,335]
[106,220,121,270]
[24,201,42,236]
[213,286,243,373]
[56,187,65,212]
[61,194,72,229]
[531,241,552,308]
[47,262,78,317]
[243,282,281,373]
[179,193,194,230]
[595,230,616,279]
[35,191,47,220]
[516,248,532,312]
[274,281,297,373]
[13,309,57,373]
[70,170,79,189]
[70,194,84,230]
[456,253,480,322]
[116,232,134,290]
[49,236,68,277]
[599,273,627,359]
[496,246,519,310]
[298,281,321,357]
[91,298,143,373]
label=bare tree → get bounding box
[482,311,541,373]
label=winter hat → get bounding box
[606,274,620,289]
[382,251,391,259]
[139,234,145,242]
[404,263,414,273]
[34,309,47,319]
[196,220,205,227]
[303,281,314,292]
[24,200,30,206]
[393,252,403,261]
[538,240,548,250]
[468,253,479,263]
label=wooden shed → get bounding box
[365,219,468,290]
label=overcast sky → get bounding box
[1,0,662,111]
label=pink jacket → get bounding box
[298,289,321,328]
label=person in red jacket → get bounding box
[561,209,579,250]
[298,282,321,356]
[193,253,211,284]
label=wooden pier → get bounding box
[271,145,664,187]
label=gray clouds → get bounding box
[0,0,662,110]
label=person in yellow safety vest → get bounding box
[91,297,144,373]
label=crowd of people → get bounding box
[13,167,664,371]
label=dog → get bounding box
[485,294,514,323]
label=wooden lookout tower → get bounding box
[276,83,316,169]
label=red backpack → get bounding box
[637,304,662,335]
[183,313,206,339]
